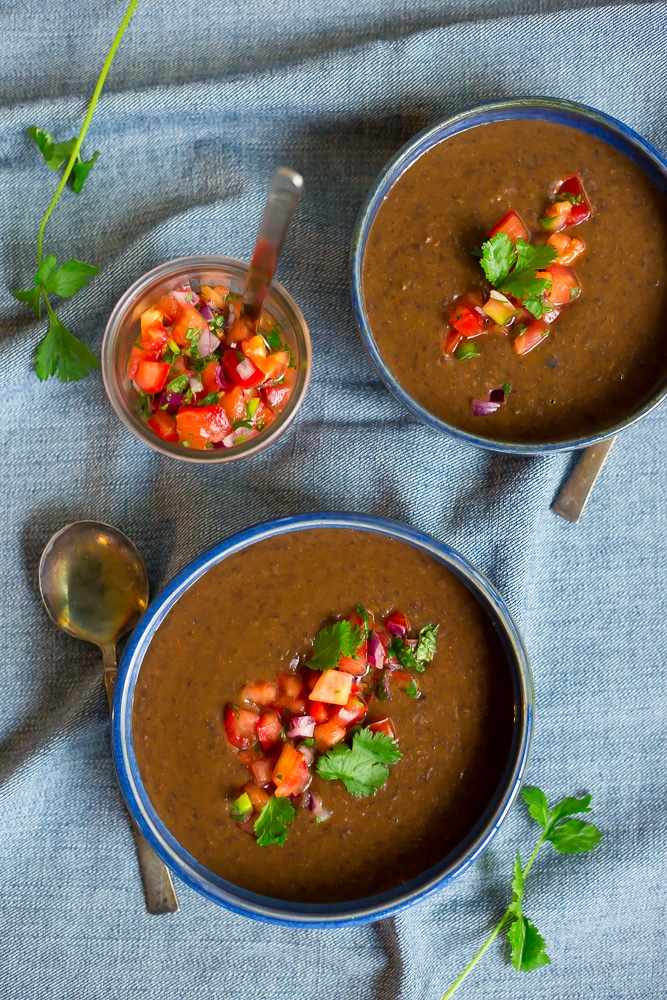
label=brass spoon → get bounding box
[38,520,179,914]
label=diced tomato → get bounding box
[251,757,275,788]
[488,210,529,243]
[253,401,276,429]
[449,299,485,338]
[555,175,591,226]
[256,710,284,750]
[140,306,163,331]
[225,315,253,346]
[260,384,291,410]
[277,673,303,699]
[443,328,464,355]
[170,301,208,347]
[198,360,222,396]
[513,319,549,356]
[338,650,368,676]
[242,781,271,812]
[546,233,586,265]
[221,350,266,389]
[272,744,310,798]
[236,747,261,769]
[543,264,580,306]
[384,611,410,636]
[304,669,321,691]
[309,700,330,724]
[127,344,159,380]
[367,717,397,739]
[240,681,278,707]
[313,720,348,751]
[138,320,170,352]
[133,361,170,394]
[390,670,415,692]
[309,670,353,706]
[540,201,571,233]
[241,334,267,365]
[152,294,180,324]
[147,410,178,443]
[257,350,289,381]
[330,693,368,728]
[174,405,232,450]
[273,694,308,718]
[200,284,229,309]
[220,385,248,423]
[223,704,259,749]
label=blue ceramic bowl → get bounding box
[351,97,667,455]
[112,513,533,926]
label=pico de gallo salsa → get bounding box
[223,606,439,846]
[127,281,296,450]
[442,175,592,415]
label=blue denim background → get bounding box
[1,1,666,997]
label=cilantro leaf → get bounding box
[548,793,592,826]
[71,150,100,193]
[546,819,601,855]
[508,914,551,972]
[521,786,549,828]
[415,623,438,665]
[35,313,99,382]
[254,796,296,847]
[523,295,547,319]
[39,258,99,298]
[307,620,364,671]
[316,729,401,797]
[389,636,422,672]
[479,232,515,285]
[12,287,42,314]
[355,604,371,638]
[508,853,524,917]
[405,677,420,699]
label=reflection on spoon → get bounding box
[39,520,179,915]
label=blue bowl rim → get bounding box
[350,96,667,455]
[112,512,533,927]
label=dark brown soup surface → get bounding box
[361,119,667,444]
[132,528,515,903]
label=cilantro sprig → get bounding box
[479,232,557,320]
[316,729,402,797]
[389,622,439,673]
[441,786,601,998]
[254,796,296,847]
[12,0,139,381]
[307,620,364,671]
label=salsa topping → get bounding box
[222,606,439,846]
[442,175,592,412]
[128,281,296,450]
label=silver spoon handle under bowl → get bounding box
[102,644,179,914]
[241,166,304,326]
[551,436,616,522]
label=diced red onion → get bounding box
[376,628,391,651]
[472,399,501,416]
[197,328,221,357]
[287,716,316,739]
[172,285,200,308]
[214,365,230,390]
[376,670,392,700]
[221,432,235,449]
[488,388,505,404]
[225,303,237,333]
[188,374,203,394]
[199,302,217,322]
[308,792,332,822]
[367,631,386,671]
[386,619,407,638]
[158,390,184,413]
[295,742,316,767]
[236,357,256,381]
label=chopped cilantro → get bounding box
[307,620,364,671]
[136,390,151,420]
[355,604,371,638]
[254,796,296,847]
[316,729,402,797]
[167,374,189,394]
[389,636,422,672]
[230,792,252,823]
[196,393,219,407]
[479,232,515,285]
[455,341,480,361]
[265,326,284,351]
[415,623,438,665]
[246,397,260,419]
[406,678,420,699]
[231,419,253,430]
[503,382,512,396]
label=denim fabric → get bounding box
[1,2,666,998]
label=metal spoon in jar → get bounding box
[38,520,179,915]
[240,166,304,329]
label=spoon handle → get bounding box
[551,436,616,522]
[241,167,304,326]
[102,645,180,914]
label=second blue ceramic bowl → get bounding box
[112,513,533,926]
[350,97,667,455]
